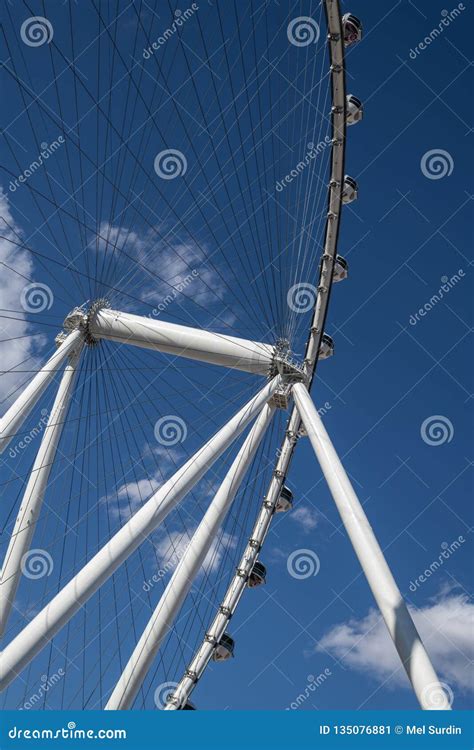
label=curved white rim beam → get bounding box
[0,376,281,690]
[106,403,275,710]
[167,0,348,710]
[292,382,450,711]
[0,341,83,638]
[88,307,275,376]
[0,329,83,455]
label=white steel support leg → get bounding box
[0,376,280,690]
[292,383,450,711]
[166,406,304,710]
[0,330,83,455]
[0,340,84,637]
[106,403,275,710]
[88,307,275,376]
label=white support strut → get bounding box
[292,382,450,711]
[0,329,83,455]
[0,340,84,638]
[0,376,280,690]
[166,414,298,711]
[105,403,275,710]
[88,307,275,376]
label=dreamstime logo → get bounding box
[154,149,188,180]
[287,549,320,580]
[409,5,465,59]
[20,16,53,47]
[287,283,317,314]
[154,681,178,709]
[21,549,54,579]
[20,282,53,313]
[287,16,320,47]
[421,149,454,180]
[420,415,454,446]
[9,136,65,192]
[409,535,465,592]
[149,270,199,317]
[9,409,49,459]
[409,270,465,325]
[143,4,199,59]
[143,543,190,591]
[20,669,65,710]
[154,415,187,446]
[421,680,454,709]
[285,669,332,710]
[275,138,332,192]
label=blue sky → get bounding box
[0,0,472,713]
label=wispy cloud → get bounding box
[0,188,46,404]
[290,505,319,533]
[315,590,474,695]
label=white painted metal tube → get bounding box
[167,408,300,710]
[0,330,83,455]
[292,383,450,710]
[0,342,83,637]
[0,376,280,690]
[106,403,275,710]
[89,308,274,375]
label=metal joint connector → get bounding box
[248,538,261,550]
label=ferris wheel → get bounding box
[0,1,450,712]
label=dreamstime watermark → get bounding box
[20,16,53,47]
[409,5,465,59]
[287,282,317,313]
[154,415,187,446]
[20,670,65,710]
[9,137,65,192]
[316,401,331,418]
[421,149,454,180]
[9,409,49,459]
[287,16,320,47]
[409,270,465,325]
[421,681,454,709]
[276,403,331,458]
[21,549,54,579]
[20,282,54,313]
[142,543,190,592]
[276,138,331,192]
[154,681,179,709]
[154,149,187,180]
[408,536,465,592]
[148,270,199,317]
[143,5,199,59]
[285,669,332,709]
[420,415,454,446]
[8,725,127,741]
[287,549,320,580]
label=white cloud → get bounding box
[102,473,161,521]
[290,505,319,533]
[315,591,474,695]
[0,188,46,404]
[96,221,227,313]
